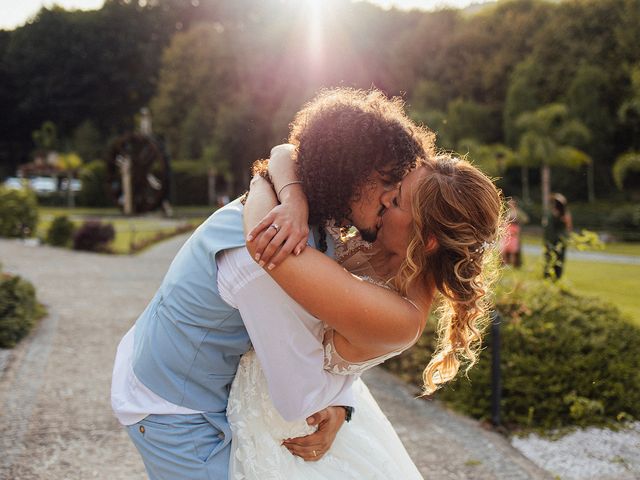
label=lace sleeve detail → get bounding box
[322,276,420,376]
[322,327,411,376]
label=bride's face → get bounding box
[378,167,428,257]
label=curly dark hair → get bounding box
[289,88,435,228]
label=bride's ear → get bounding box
[425,235,438,254]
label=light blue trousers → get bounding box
[126,413,231,480]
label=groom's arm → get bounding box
[217,247,355,422]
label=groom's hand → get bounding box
[282,406,346,461]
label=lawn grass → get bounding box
[36,207,204,254]
[39,206,121,218]
[38,205,215,219]
[505,252,640,327]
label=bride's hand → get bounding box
[246,181,309,270]
[281,406,347,461]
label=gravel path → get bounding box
[0,235,551,479]
[512,423,640,480]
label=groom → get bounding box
[111,88,429,479]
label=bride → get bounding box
[227,145,504,479]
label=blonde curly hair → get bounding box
[394,154,505,394]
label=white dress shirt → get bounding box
[111,246,355,425]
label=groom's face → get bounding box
[347,168,400,242]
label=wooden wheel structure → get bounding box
[106,133,169,214]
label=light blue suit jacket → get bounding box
[131,197,333,472]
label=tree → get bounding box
[618,65,640,151]
[503,59,546,203]
[72,120,103,163]
[612,152,640,199]
[150,23,238,162]
[456,139,515,178]
[515,104,591,218]
[566,64,616,201]
[436,98,500,150]
[32,121,59,153]
[56,152,83,207]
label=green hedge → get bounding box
[521,201,640,241]
[46,215,75,247]
[171,160,209,206]
[0,273,44,348]
[78,160,112,207]
[384,279,640,431]
[0,186,38,238]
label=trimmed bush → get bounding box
[46,215,75,247]
[520,201,640,240]
[0,273,43,348]
[605,204,640,241]
[384,279,640,431]
[0,186,38,237]
[171,160,209,206]
[78,160,111,207]
[73,220,115,252]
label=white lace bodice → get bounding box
[322,327,412,376]
[324,226,421,375]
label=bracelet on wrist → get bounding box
[277,180,303,201]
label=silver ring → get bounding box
[269,224,280,233]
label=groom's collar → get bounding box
[308,225,337,260]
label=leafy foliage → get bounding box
[0,273,44,348]
[384,280,640,431]
[0,186,38,237]
[171,160,209,206]
[605,205,640,241]
[612,152,640,191]
[72,220,115,252]
[46,215,75,247]
[78,160,110,207]
[1,0,640,201]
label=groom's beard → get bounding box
[359,227,378,243]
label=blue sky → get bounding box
[0,0,481,30]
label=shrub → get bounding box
[73,220,115,252]
[521,201,640,241]
[171,160,209,206]
[605,204,640,241]
[0,186,38,237]
[384,279,640,431]
[0,273,43,348]
[78,160,111,207]
[46,215,75,247]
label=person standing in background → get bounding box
[501,198,527,268]
[543,193,572,280]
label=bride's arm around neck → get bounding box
[243,176,427,354]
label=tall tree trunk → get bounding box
[208,167,217,206]
[117,155,133,215]
[66,173,75,208]
[521,165,530,204]
[541,164,551,221]
[587,161,595,203]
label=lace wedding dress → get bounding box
[227,229,423,479]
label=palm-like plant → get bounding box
[612,152,640,198]
[457,138,516,177]
[514,104,591,218]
